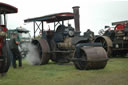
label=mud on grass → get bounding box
[0,58,128,85]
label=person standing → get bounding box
[9,32,22,68]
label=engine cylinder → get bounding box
[57,38,75,49]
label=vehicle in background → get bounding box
[95,20,128,57]
[7,27,31,58]
[0,2,18,74]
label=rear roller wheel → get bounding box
[32,40,50,65]
[37,42,49,65]
[0,42,11,73]
[95,36,112,57]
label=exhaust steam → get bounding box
[25,43,41,65]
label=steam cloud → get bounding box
[25,43,41,65]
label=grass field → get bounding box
[0,58,128,85]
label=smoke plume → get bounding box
[25,43,41,65]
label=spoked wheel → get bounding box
[95,36,112,57]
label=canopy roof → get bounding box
[8,28,29,33]
[24,12,74,23]
[0,2,18,14]
[112,20,128,25]
[16,27,29,33]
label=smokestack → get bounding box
[0,15,2,25]
[72,6,80,32]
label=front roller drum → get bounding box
[73,46,108,70]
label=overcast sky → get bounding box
[1,0,128,36]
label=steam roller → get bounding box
[25,6,108,70]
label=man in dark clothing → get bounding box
[9,33,22,68]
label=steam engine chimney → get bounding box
[72,6,80,33]
[0,15,2,25]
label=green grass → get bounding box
[0,58,128,85]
